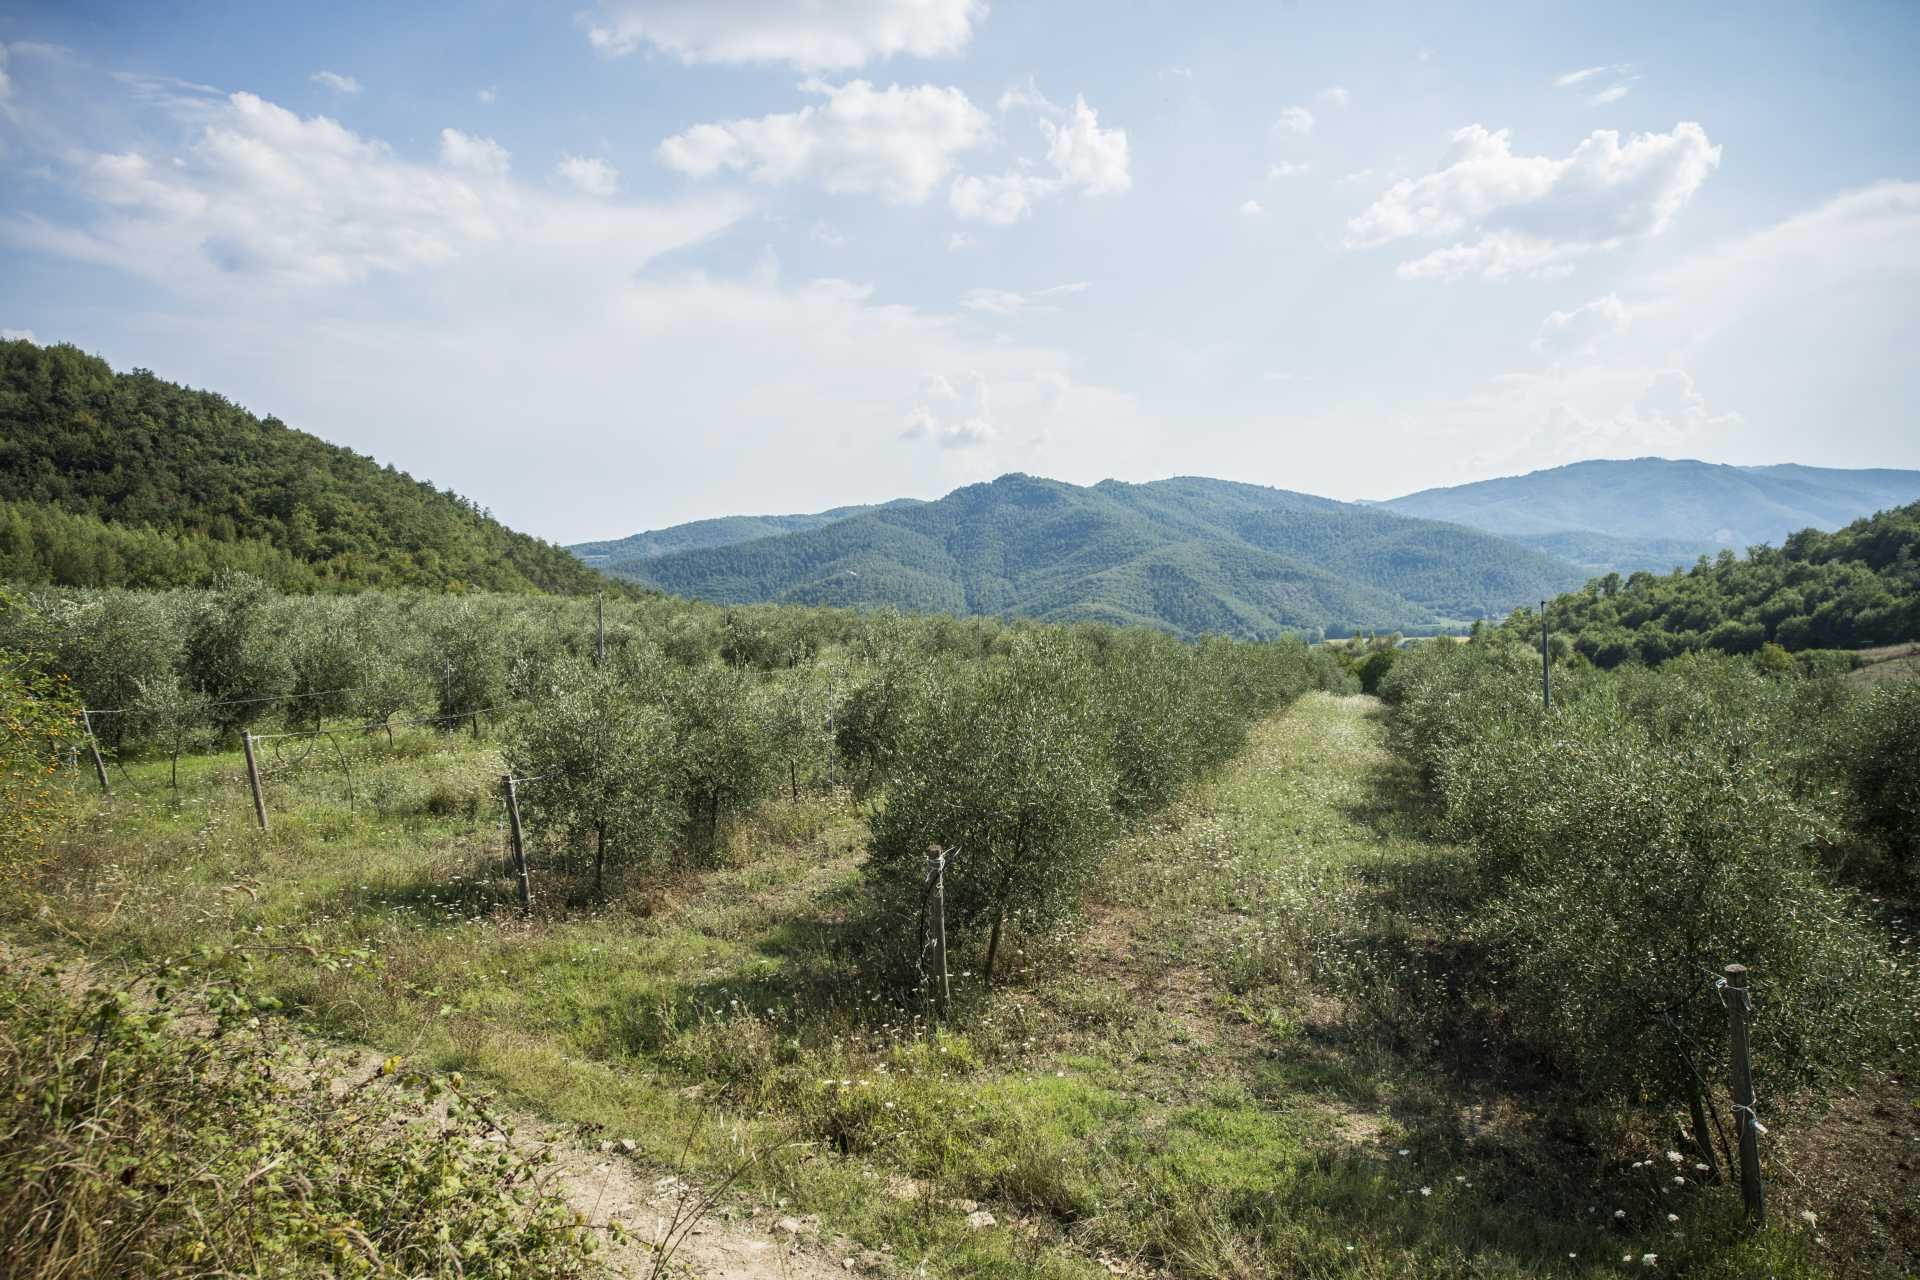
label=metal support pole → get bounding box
[504,774,532,915]
[924,847,951,1020]
[1721,964,1765,1227]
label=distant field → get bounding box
[1848,642,1920,684]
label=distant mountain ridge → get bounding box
[1380,458,1920,573]
[571,499,924,564]
[575,474,1588,638]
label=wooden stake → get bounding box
[925,846,951,1020]
[241,731,268,831]
[504,774,532,914]
[81,710,111,795]
[1721,964,1765,1226]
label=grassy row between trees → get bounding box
[1378,638,1917,1174]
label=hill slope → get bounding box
[1504,499,1920,666]
[570,499,923,565]
[1383,458,1920,573]
[592,473,1587,638]
[0,340,610,593]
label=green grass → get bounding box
[14,699,1847,1278]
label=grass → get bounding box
[13,697,1873,1278]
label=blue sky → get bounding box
[2,1,1917,543]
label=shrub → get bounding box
[1839,680,1920,866]
[180,570,294,735]
[0,962,602,1279]
[868,634,1118,985]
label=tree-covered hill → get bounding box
[570,498,924,565]
[1497,499,1920,666]
[0,340,612,594]
[1383,457,1920,574]
[596,473,1588,638]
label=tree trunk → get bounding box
[790,761,798,801]
[594,822,607,898]
[984,906,1006,988]
[1689,1078,1723,1184]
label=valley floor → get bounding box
[15,694,1887,1278]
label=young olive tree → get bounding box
[869,634,1118,986]
[506,660,676,897]
[429,603,508,734]
[180,571,294,736]
[659,659,773,857]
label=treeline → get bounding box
[1492,499,1920,666]
[0,339,609,594]
[1381,638,1915,1142]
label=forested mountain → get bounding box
[0,340,611,594]
[1383,458,1920,574]
[1499,500,1920,666]
[594,473,1587,638]
[572,499,923,564]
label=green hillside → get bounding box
[1383,457,1920,573]
[0,340,611,594]
[599,473,1587,638]
[570,499,923,564]
[1498,499,1920,666]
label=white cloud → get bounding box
[310,70,361,95]
[949,92,1129,224]
[1269,161,1310,180]
[585,0,985,70]
[1347,122,1721,279]
[1042,94,1130,195]
[1261,370,1298,382]
[1335,168,1375,188]
[1533,292,1632,356]
[947,230,973,250]
[1158,65,1194,81]
[557,153,620,196]
[2,328,36,343]
[1273,105,1314,136]
[1588,81,1633,106]
[960,281,1090,317]
[810,221,849,246]
[901,371,996,448]
[0,45,11,103]
[1553,65,1622,88]
[1239,199,1265,216]
[440,127,512,178]
[4,91,742,289]
[996,76,1053,114]
[477,86,497,105]
[1318,86,1350,109]
[659,78,988,204]
[1417,48,1433,64]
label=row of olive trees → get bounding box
[1380,639,1910,1148]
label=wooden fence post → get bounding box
[1721,964,1765,1227]
[504,774,532,915]
[924,846,951,1021]
[241,731,268,831]
[81,710,111,795]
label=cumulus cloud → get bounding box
[659,78,988,204]
[1533,292,1633,356]
[1273,105,1314,135]
[2,328,36,342]
[960,281,1090,317]
[1318,86,1350,109]
[1346,122,1721,279]
[901,371,996,448]
[310,70,361,95]
[949,91,1129,224]
[585,0,985,70]
[557,153,619,196]
[4,90,741,289]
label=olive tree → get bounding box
[505,659,676,897]
[657,659,773,857]
[869,634,1118,986]
[180,571,293,736]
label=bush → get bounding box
[0,962,602,1279]
[1839,680,1920,866]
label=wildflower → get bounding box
[1666,1213,1679,1223]
[1397,1149,1410,1157]
[1614,1210,1627,1220]
[1420,1186,1431,1197]
[1665,1151,1682,1163]
[1694,1163,1709,1173]
[1672,1176,1685,1186]
[1642,1254,1658,1266]
[1800,1210,1818,1228]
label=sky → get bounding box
[1,1,1917,545]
